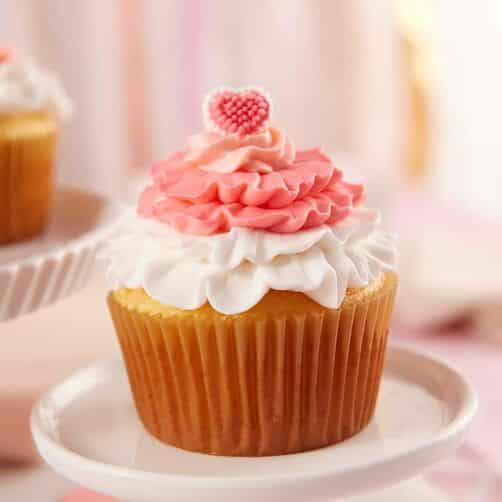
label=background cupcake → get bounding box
[104,87,397,456]
[0,46,71,244]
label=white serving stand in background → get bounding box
[0,187,122,321]
[31,345,477,502]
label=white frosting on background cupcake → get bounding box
[0,55,72,120]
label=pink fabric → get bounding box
[395,328,502,472]
[138,135,364,235]
[426,443,502,500]
[395,328,502,496]
[62,488,118,501]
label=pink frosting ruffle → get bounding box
[138,129,364,235]
[149,148,343,208]
[139,181,363,235]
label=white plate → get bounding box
[0,468,452,502]
[31,345,477,502]
[0,187,122,321]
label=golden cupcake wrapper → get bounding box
[0,112,58,244]
[108,273,397,456]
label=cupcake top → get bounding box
[0,46,72,121]
[105,87,396,314]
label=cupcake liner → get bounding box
[107,272,397,456]
[0,112,58,244]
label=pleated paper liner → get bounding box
[0,111,58,244]
[108,272,398,456]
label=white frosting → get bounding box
[103,207,397,315]
[0,58,72,120]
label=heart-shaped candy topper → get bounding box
[0,46,14,64]
[203,87,271,136]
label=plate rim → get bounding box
[31,343,478,489]
[0,186,124,273]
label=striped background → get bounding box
[0,0,401,199]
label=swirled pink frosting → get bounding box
[138,128,364,235]
[185,127,295,173]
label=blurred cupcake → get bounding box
[0,46,71,244]
[104,88,397,456]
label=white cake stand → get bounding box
[31,345,477,502]
[0,187,122,321]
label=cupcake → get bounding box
[105,88,397,456]
[0,46,71,244]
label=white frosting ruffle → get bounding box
[0,59,72,120]
[103,207,396,315]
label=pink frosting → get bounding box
[138,128,364,235]
[184,127,295,174]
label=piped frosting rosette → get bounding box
[105,87,396,314]
[139,126,364,235]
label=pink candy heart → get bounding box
[204,88,271,137]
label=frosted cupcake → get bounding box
[0,46,71,244]
[105,88,397,456]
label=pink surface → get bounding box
[0,393,39,463]
[0,277,118,464]
[396,329,502,473]
[63,488,118,502]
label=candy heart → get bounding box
[0,46,14,64]
[204,87,271,137]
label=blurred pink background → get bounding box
[0,0,403,194]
